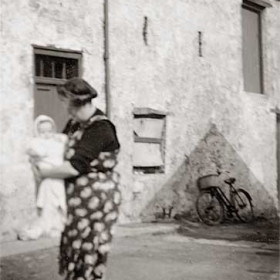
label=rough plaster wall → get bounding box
[263,2,280,106]
[110,0,280,221]
[141,124,277,220]
[0,0,105,240]
[1,0,279,239]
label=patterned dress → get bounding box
[59,111,121,280]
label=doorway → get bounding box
[277,114,280,204]
[33,47,82,131]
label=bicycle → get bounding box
[196,171,254,225]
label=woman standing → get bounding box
[35,78,121,280]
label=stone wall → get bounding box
[1,0,280,240]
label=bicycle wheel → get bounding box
[233,189,254,223]
[196,191,224,225]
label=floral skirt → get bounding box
[59,170,121,280]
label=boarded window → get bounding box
[133,108,166,174]
[242,1,264,93]
[134,118,165,139]
[133,143,163,167]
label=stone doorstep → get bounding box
[0,223,179,259]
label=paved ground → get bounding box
[0,222,279,280]
[178,218,279,244]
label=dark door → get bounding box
[277,115,280,204]
[34,84,69,132]
[33,47,82,132]
[242,5,263,93]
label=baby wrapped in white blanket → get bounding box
[19,115,67,240]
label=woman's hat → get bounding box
[57,78,98,102]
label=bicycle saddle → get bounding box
[224,177,236,184]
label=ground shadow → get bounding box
[0,247,62,280]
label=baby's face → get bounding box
[38,121,54,139]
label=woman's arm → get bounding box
[29,159,43,187]
[38,161,79,179]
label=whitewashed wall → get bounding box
[1,0,279,240]
[0,0,105,240]
[109,0,280,221]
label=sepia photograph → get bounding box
[0,0,279,279]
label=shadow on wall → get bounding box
[140,124,278,221]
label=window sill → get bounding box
[133,173,165,175]
[133,107,167,117]
[244,90,265,95]
[244,89,266,95]
[133,166,165,175]
[35,77,67,85]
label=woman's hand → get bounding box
[27,151,46,166]
[26,148,38,157]
[37,164,51,179]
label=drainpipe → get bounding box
[104,0,111,119]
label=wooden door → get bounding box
[277,115,280,203]
[34,84,69,132]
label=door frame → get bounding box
[32,46,82,130]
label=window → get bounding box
[34,47,82,85]
[133,108,167,174]
[242,0,271,93]
[33,46,82,130]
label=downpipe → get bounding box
[104,0,111,119]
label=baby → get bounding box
[18,115,68,240]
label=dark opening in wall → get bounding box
[198,31,203,57]
[143,16,148,45]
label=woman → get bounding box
[34,78,121,280]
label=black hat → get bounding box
[57,78,98,102]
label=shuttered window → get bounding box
[133,108,167,174]
[242,1,264,93]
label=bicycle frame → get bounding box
[196,173,254,224]
[209,185,238,214]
